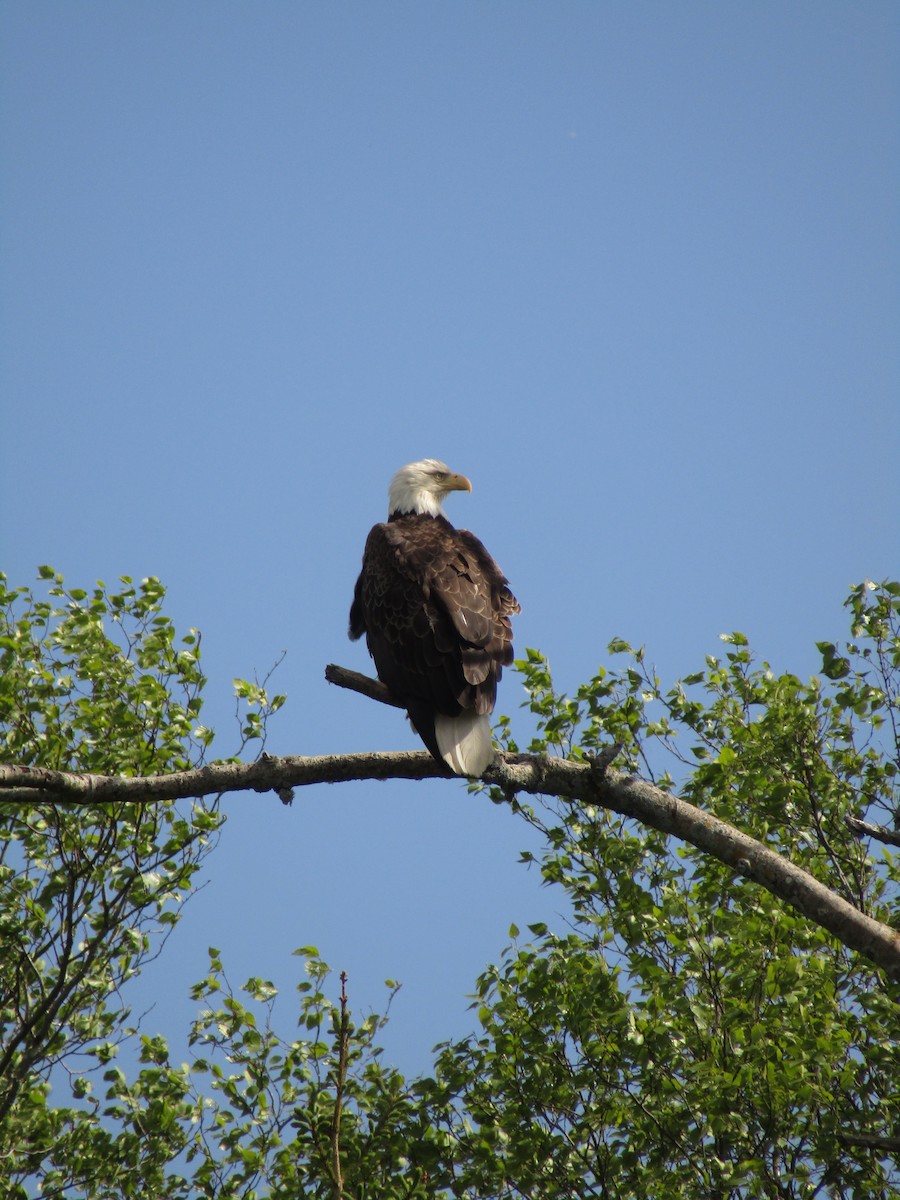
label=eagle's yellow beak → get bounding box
[447,472,472,493]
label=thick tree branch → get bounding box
[0,751,449,804]
[2,741,899,980]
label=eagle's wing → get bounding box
[350,520,464,715]
[427,526,519,697]
[350,518,518,718]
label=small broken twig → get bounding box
[325,664,403,709]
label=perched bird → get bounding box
[349,459,520,776]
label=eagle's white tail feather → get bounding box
[435,711,494,776]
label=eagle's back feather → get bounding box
[349,512,519,773]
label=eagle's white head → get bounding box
[387,459,472,518]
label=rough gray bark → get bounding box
[1,663,898,981]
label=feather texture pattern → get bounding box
[350,475,519,776]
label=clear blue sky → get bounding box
[2,2,898,1078]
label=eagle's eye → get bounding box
[432,471,446,483]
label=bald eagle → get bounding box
[349,459,520,776]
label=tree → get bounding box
[0,568,898,1197]
[420,583,900,1196]
[0,570,222,1192]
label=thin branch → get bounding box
[846,814,900,848]
[838,1131,900,1153]
[1,666,899,982]
[330,970,349,1199]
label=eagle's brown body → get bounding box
[349,509,519,773]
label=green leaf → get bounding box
[816,640,851,680]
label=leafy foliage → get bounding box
[182,949,434,1199]
[32,950,433,1199]
[0,570,223,1190]
[428,579,900,1197]
[1,570,898,1197]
